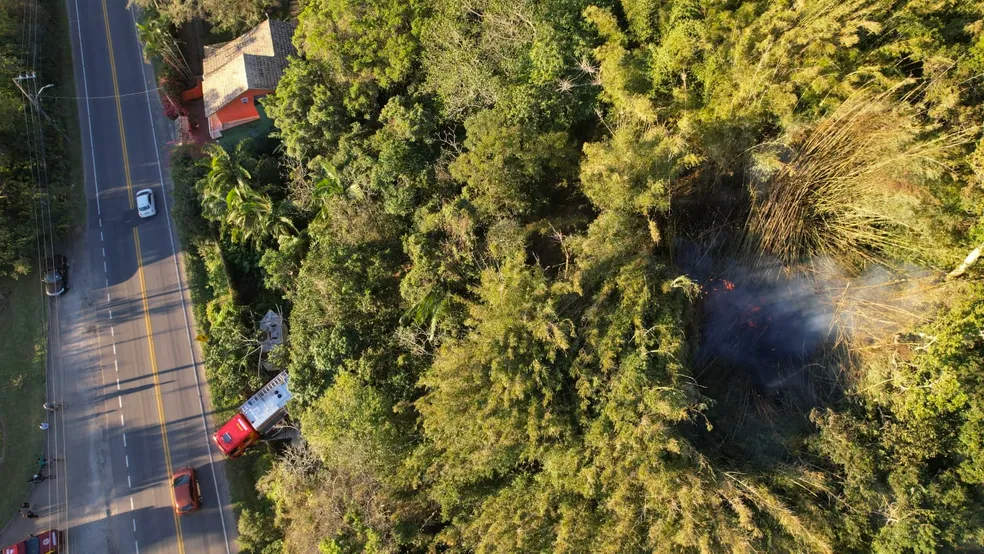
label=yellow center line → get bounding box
[100,1,184,551]
[101,2,134,211]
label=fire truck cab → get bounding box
[214,371,291,458]
[3,529,62,554]
[214,413,260,458]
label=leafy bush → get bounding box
[158,62,188,120]
[0,0,78,276]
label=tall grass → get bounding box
[744,88,967,266]
[0,278,47,526]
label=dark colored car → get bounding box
[171,467,201,515]
[41,255,68,297]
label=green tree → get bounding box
[295,0,423,89]
[199,142,255,222]
[811,284,984,552]
[421,0,598,123]
[415,253,576,511]
[0,0,75,277]
[201,298,262,404]
[259,439,432,554]
[579,121,697,248]
[199,142,293,247]
[238,507,283,554]
[223,184,275,246]
[169,143,213,246]
[266,59,357,163]
[287,212,405,403]
[302,371,412,482]
[367,95,438,216]
[399,199,480,345]
[449,108,574,220]
[259,233,307,296]
[130,0,283,35]
[199,0,282,34]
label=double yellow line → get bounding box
[100,1,185,552]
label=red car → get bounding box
[171,467,201,515]
[3,529,62,554]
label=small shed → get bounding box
[259,310,284,353]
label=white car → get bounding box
[136,188,157,218]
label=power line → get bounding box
[23,0,62,530]
[12,73,67,138]
[15,0,47,321]
[17,5,53,523]
[26,0,58,292]
[44,87,164,100]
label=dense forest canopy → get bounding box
[164,0,984,552]
[0,1,74,278]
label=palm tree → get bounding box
[199,141,296,247]
[198,142,255,222]
[135,16,193,81]
[224,184,273,246]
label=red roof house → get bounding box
[202,19,296,139]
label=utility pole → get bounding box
[12,73,67,139]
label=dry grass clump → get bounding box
[810,259,959,393]
[823,270,940,352]
[744,88,965,266]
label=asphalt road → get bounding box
[0,0,238,552]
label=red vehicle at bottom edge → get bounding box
[3,529,62,554]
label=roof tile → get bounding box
[202,19,297,116]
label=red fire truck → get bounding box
[214,371,292,458]
[2,530,62,554]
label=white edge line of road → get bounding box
[66,0,107,548]
[72,0,101,219]
[125,6,233,552]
